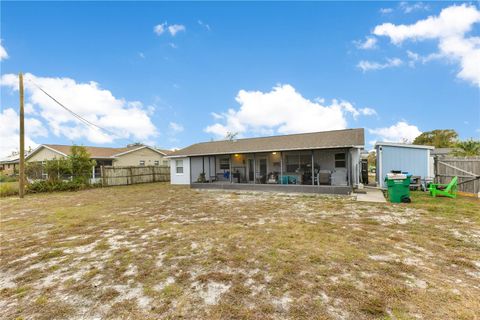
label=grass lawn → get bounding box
[1,183,479,319]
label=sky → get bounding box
[1,1,479,158]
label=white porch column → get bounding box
[280,151,283,185]
[229,154,232,183]
[253,153,256,184]
[311,150,314,186]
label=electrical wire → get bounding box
[27,78,143,145]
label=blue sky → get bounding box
[1,1,479,157]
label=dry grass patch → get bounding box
[1,183,479,319]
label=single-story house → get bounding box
[26,144,172,179]
[0,155,20,176]
[375,142,434,188]
[167,128,365,195]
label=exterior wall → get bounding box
[376,145,430,188]
[349,148,361,187]
[179,147,359,186]
[170,157,190,185]
[114,148,167,167]
[0,163,18,175]
[27,148,65,162]
[190,156,215,183]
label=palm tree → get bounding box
[451,139,480,157]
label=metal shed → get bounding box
[375,142,434,188]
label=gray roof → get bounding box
[374,142,434,150]
[168,128,364,157]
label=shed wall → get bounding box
[377,145,430,188]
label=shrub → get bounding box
[0,182,19,197]
[0,174,18,183]
[27,179,90,193]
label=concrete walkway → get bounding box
[355,187,387,203]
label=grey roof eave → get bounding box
[166,144,364,158]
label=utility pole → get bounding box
[19,73,25,198]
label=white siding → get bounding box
[170,157,190,185]
[376,145,430,188]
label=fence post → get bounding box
[129,167,133,185]
[152,166,156,182]
[101,166,105,187]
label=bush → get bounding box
[0,174,18,183]
[0,182,19,197]
[27,179,90,193]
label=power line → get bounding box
[27,78,142,145]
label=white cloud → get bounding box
[0,40,8,61]
[399,1,429,14]
[168,24,186,36]
[0,73,158,145]
[204,84,376,138]
[373,4,480,86]
[198,20,211,31]
[0,108,47,158]
[354,37,378,50]
[369,121,422,144]
[154,22,186,36]
[380,8,393,14]
[168,122,184,133]
[357,58,403,72]
[359,107,377,116]
[154,23,167,35]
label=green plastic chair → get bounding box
[429,176,458,198]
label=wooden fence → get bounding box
[434,157,480,195]
[101,165,170,186]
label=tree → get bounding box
[225,132,238,141]
[69,145,96,183]
[413,129,458,148]
[451,139,480,157]
[367,151,376,167]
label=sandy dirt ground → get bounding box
[1,183,479,319]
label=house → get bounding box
[167,128,365,195]
[26,144,172,179]
[375,142,434,188]
[0,155,19,176]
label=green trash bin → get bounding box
[385,173,411,203]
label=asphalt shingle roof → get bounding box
[168,128,364,157]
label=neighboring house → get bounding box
[26,144,172,179]
[0,155,19,176]
[167,128,365,195]
[375,142,434,188]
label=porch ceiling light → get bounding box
[234,154,239,157]
[272,152,277,155]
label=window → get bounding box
[175,160,184,174]
[139,160,145,166]
[219,157,230,170]
[154,160,159,166]
[335,153,346,168]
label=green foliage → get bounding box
[451,139,480,157]
[0,182,19,197]
[70,145,96,183]
[0,173,18,183]
[25,145,97,193]
[367,151,376,167]
[27,179,90,193]
[413,129,458,148]
[43,158,72,182]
